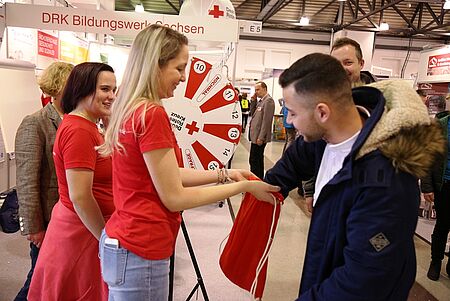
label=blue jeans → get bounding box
[14,243,40,301]
[99,230,169,301]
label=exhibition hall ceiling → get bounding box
[114,0,450,39]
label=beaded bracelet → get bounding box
[216,167,231,184]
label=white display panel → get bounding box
[0,59,41,192]
[7,27,36,64]
[0,59,41,153]
[418,46,450,84]
[163,57,241,170]
[88,42,130,85]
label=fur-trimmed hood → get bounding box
[356,80,445,179]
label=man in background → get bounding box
[331,37,377,87]
[249,81,275,179]
[421,110,450,281]
[240,92,250,133]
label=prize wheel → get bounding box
[163,57,242,170]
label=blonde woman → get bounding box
[14,61,73,301]
[99,24,279,299]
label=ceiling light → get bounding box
[444,0,450,10]
[299,16,309,26]
[135,4,145,12]
[337,0,346,2]
[379,22,389,31]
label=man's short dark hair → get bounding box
[256,81,267,90]
[331,37,363,62]
[279,53,352,106]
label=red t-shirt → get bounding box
[106,104,182,260]
[53,115,114,217]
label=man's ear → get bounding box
[359,59,365,70]
[315,103,330,124]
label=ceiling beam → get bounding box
[276,0,294,15]
[337,1,345,25]
[418,2,423,29]
[343,0,405,28]
[261,0,269,11]
[256,0,285,21]
[346,0,356,19]
[392,4,417,31]
[164,0,179,13]
[347,0,378,28]
[311,0,336,18]
[424,3,440,26]
[378,0,384,24]
[236,0,253,10]
[416,21,450,33]
[439,5,445,24]
[418,7,448,31]
[410,3,420,25]
[262,0,289,22]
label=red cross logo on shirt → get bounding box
[209,5,224,18]
[185,121,200,135]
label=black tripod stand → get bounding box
[168,158,237,301]
[168,215,209,301]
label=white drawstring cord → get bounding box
[249,198,280,299]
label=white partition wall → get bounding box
[0,59,41,192]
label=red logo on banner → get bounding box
[37,31,58,59]
[209,5,224,18]
[185,57,212,100]
[428,53,450,69]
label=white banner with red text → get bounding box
[4,3,239,42]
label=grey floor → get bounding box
[1,135,450,300]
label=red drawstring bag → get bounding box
[219,178,284,299]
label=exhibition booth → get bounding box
[0,2,260,195]
[416,45,450,249]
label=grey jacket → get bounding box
[249,94,275,143]
[15,103,61,235]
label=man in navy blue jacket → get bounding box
[265,53,445,300]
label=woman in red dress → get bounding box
[28,62,117,301]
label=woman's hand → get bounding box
[27,231,46,248]
[423,192,434,203]
[245,180,280,204]
[227,169,255,182]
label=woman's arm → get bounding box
[144,148,279,212]
[66,168,105,240]
[180,168,252,187]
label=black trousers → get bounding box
[242,114,249,133]
[15,243,40,301]
[431,181,450,261]
[249,143,267,180]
